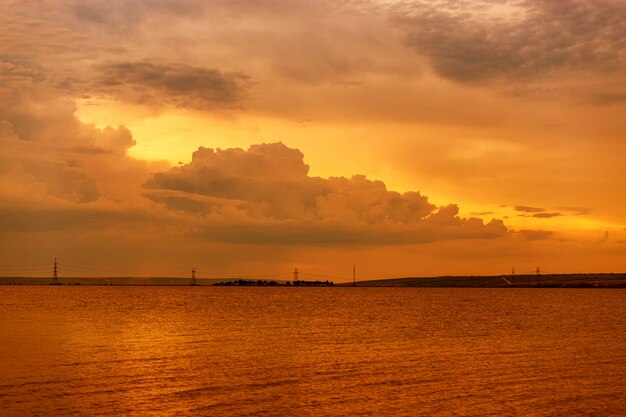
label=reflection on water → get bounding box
[0,287,624,416]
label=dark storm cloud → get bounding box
[144,142,508,245]
[396,0,626,84]
[93,61,248,109]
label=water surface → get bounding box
[1,287,624,416]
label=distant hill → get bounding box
[337,273,626,288]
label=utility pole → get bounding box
[512,266,515,283]
[190,267,198,286]
[293,267,299,283]
[353,265,356,287]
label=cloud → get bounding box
[144,142,508,245]
[532,212,562,219]
[1,62,510,247]
[588,92,626,106]
[1,1,624,276]
[514,205,588,219]
[93,61,248,109]
[0,121,144,206]
[70,0,205,29]
[515,205,545,213]
[4,41,504,247]
[0,65,159,233]
[558,207,591,216]
[1,119,509,246]
[395,0,626,85]
[517,229,553,241]
[0,203,157,233]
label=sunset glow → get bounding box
[1,0,625,279]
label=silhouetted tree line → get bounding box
[212,279,334,286]
[290,280,334,286]
[213,280,279,286]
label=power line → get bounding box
[1,259,375,282]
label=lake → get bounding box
[0,287,624,416]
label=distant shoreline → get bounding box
[337,273,626,288]
[1,273,625,288]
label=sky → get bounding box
[1,0,625,281]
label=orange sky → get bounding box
[1,0,625,281]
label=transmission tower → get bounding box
[50,258,61,285]
[353,264,356,287]
[190,267,198,286]
[512,266,515,283]
[535,266,542,285]
[293,267,299,283]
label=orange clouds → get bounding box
[0,71,506,247]
[396,1,626,91]
[1,0,625,276]
[144,142,507,244]
[0,117,155,232]
[93,61,248,110]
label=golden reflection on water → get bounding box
[0,287,625,416]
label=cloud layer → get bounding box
[144,142,507,244]
[1,116,508,245]
[1,0,625,275]
[397,0,626,85]
[93,61,248,109]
